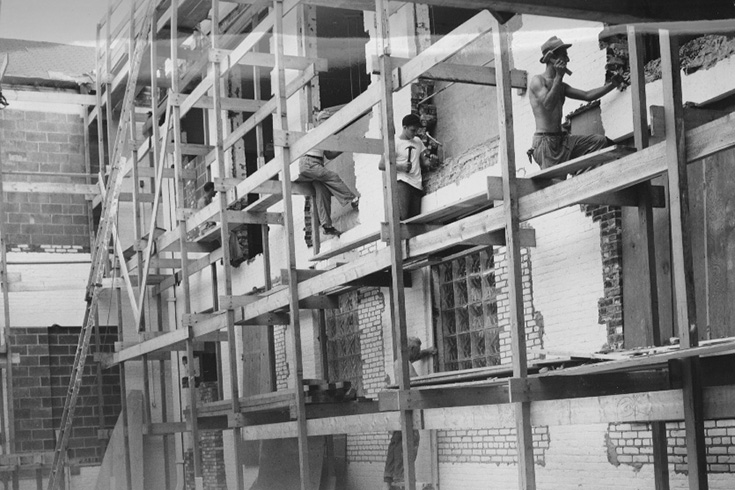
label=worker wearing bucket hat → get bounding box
[528,36,624,169]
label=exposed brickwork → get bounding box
[347,432,391,463]
[423,138,500,194]
[357,288,386,397]
[0,110,91,252]
[583,204,624,348]
[10,325,120,463]
[337,287,388,464]
[184,382,227,490]
[437,427,549,465]
[495,247,543,365]
[274,325,289,390]
[607,420,735,473]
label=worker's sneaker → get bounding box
[350,197,360,209]
[322,225,341,237]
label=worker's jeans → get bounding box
[298,155,356,228]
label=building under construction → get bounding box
[1,0,735,489]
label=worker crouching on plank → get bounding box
[528,36,624,169]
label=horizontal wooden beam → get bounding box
[119,192,155,203]
[214,210,284,225]
[280,268,327,285]
[239,312,290,326]
[379,384,510,411]
[274,130,384,155]
[507,370,672,403]
[251,180,315,196]
[310,231,381,262]
[529,146,636,181]
[106,327,190,367]
[171,93,266,113]
[380,222,443,241]
[460,227,537,248]
[2,89,97,106]
[376,57,527,90]
[487,177,666,208]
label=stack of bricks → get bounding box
[0,110,91,252]
[11,325,120,464]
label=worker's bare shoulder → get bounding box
[529,74,548,95]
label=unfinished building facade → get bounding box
[2,0,735,489]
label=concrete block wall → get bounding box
[0,109,91,252]
[10,325,120,463]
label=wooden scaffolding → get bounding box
[47,0,735,489]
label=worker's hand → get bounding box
[553,58,568,78]
[610,73,625,88]
[428,346,438,356]
[397,161,412,172]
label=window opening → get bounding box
[432,248,500,371]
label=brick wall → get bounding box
[345,287,390,464]
[274,325,289,390]
[0,109,91,252]
[11,325,120,463]
[357,288,386,397]
[437,427,549,465]
[423,138,500,195]
[495,246,544,365]
[583,204,624,349]
[184,382,227,490]
[608,420,735,473]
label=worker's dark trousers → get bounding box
[384,430,420,485]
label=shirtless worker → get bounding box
[529,36,624,169]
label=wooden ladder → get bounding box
[46,2,156,488]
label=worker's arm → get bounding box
[419,346,438,359]
[566,73,624,102]
[529,64,567,112]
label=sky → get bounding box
[0,0,114,46]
